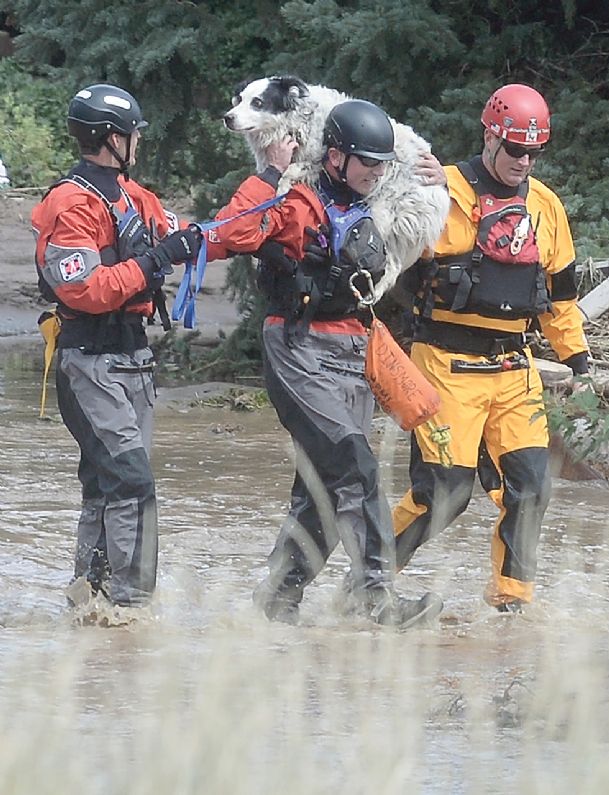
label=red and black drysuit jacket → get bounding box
[32,160,226,353]
[208,166,370,334]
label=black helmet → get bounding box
[323,100,395,161]
[67,84,148,143]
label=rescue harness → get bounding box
[417,159,551,326]
[257,188,386,345]
[37,172,172,341]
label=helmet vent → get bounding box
[104,95,132,110]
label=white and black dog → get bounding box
[223,75,449,298]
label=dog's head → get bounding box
[223,75,310,133]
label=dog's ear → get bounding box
[271,75,310,109]
[228,79,248,107]
[231,78,250,98]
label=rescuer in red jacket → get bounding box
[210,99,445,627]
[32,84,203,608]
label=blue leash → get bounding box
[171,193,287,329]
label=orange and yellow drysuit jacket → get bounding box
[393,161,588,605]
[417,162,587,369]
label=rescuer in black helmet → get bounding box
[209,80,445,629]
[323,99,396,182]
[33,83,201,611]
[67,84,149,176]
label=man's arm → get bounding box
[537,198,588,374]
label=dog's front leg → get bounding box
[278,162,319,194]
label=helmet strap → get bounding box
[489,145,499,175]
[484,136,502,181]
[338,154,351,183]
[103,135,131,179]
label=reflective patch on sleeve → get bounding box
[59,252,87,281]
[45,243,100,289]
[164,210,179,233]
[208,229,220,243]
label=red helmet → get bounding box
[481,84,551,145]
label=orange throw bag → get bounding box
[365,316,441,431]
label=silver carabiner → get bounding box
[349,269,376,306]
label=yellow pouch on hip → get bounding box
[37,309,61,418]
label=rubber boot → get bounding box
[337,575,443,629]
[497,599,524,614]
[252,577,303,625]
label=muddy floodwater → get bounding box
[1,344,609,794]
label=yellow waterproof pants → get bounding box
[393,342,550,606]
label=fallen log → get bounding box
[578,266,609,321]
[0,186,48,196]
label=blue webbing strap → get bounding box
[171,193,287,329]
[324,201,372,261]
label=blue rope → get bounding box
[171,193,287,329]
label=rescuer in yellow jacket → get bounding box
[393,84,589,612]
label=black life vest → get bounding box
[426,160,551,320]
[257,187,386,325]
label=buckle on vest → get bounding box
[328,263,342,281]
[322,263,343,300]
[448,265,462,284]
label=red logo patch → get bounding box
[59,252,86,281]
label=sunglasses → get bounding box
[353,153,385,168]
[501,140,545,160]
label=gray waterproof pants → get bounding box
[56,347,158,605]
[262,320,395,596]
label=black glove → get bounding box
[255,240,296,275]
[137,226,201,288]
[151,226,201,269]
[303,224,331,265]
[563,351,589,376]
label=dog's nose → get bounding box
[223,113,234,130]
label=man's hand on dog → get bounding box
[415,152,447,187]
[266,135,299,173]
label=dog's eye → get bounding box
[231,95,241,107]
[251,97,264,109]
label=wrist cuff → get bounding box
[562,351,589,375]
[135,253,158,285]
[258,166,282,189]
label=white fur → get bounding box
[224,78,450,299]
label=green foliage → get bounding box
[151,328,203,383]
[0,60,72,186]
[277,0,466,112]
[190,387,270,410]
[539,383,609,462]
[6,0,288,185]
[4,0,609,379]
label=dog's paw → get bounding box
[278,161,320,193]
[277,173,296,195]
